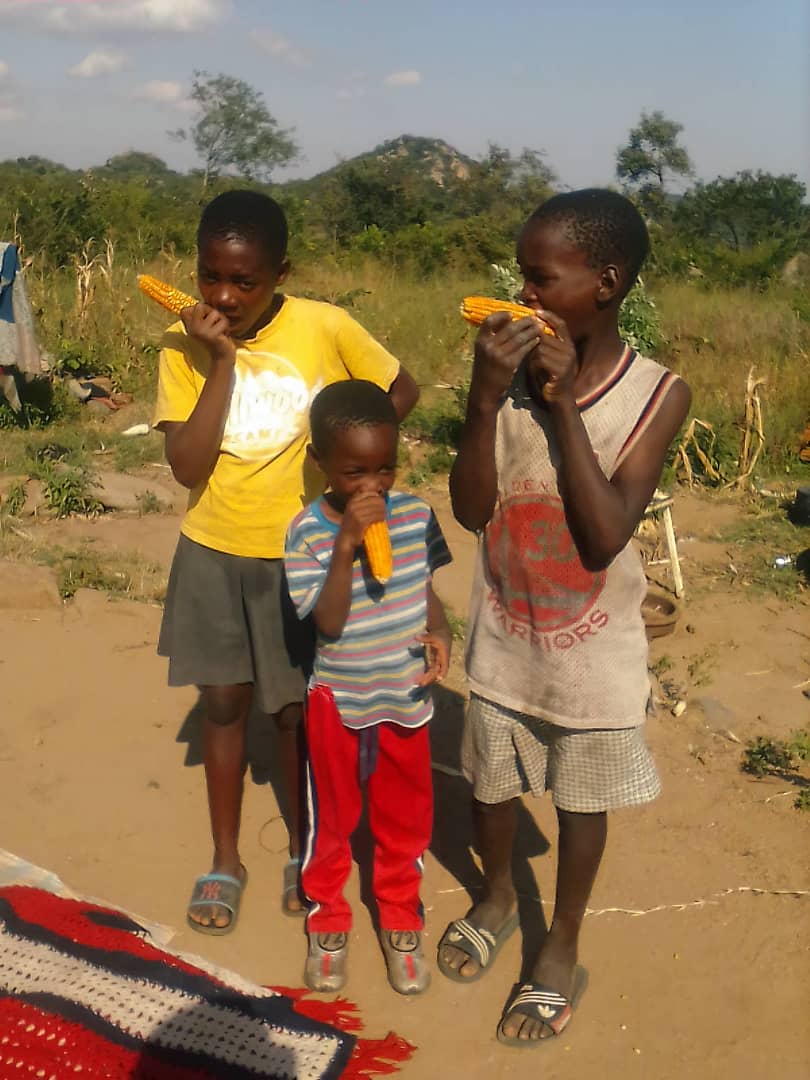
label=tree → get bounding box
[616,111,693,213]
[170,71,298,187]
[675,171,807,252]
[100,152,175,179]
[671,171,808,284]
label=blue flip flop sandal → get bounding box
[437,911,520,983]
[497,965,589,1048]
[186,868,247,937]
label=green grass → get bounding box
[5,256,810,492]
[742,728,810,810]
[0,528,164,603]
[650,654,674,678]
[136,490,166,515]
[446,612,467,642]
[718,502,809,599]
[655,280,810,475]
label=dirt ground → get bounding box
[1,481,809,1079]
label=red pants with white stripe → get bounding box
[302,684,433,933]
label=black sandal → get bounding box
[497,966,588,1048]
[436,911,520,982]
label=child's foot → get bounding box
[186,863,247,934]
[380,930,430,995]
[437,890,518,980]
[305,932,349,992]
[499,929,579,1042]
[282,857,306,917]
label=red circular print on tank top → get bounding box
[486,494,606,632]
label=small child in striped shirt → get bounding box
[284,379,452,996]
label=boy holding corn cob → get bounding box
[439,190,691,1047]
[284,379,452,996]
[152,190,418,935]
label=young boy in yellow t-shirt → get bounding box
[153,190,418,934]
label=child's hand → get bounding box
[470,311,546,407]
[338,490,387,551]
[181,303,237,365]
[414,629,451,686]
[526,310,577,403]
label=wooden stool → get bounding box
[642,490,684,598]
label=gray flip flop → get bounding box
[282,857,306,918]
[437,911,520,983]
[305,932,349,993]
[497,965,589,1048]
[186,868,247,937]
[380,930,430,996]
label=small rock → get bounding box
[0,562,61,609]
[95,471,177,512]
[719,729,741,744]
[671,700,687,717]
[803,689,810,701]
[22,479,49,518]
[686,623,697,634]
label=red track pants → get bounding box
[301,683,433,933]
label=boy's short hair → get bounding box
[528,189,649,296]
[310,380,398,456]
[198,190,288,268]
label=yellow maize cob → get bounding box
[364,519,393,584]
[460,296,556,336]
[138,274,198,316]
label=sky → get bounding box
[0,0,807,190]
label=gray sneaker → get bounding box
[304,932,349,992]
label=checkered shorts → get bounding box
[461,694,661,812]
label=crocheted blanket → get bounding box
[0,886,414,1078]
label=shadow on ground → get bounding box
[176,683,554,980]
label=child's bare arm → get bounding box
[531,310,691,570]
[313,492,386,638]
[450,312,544,531]
[415,582,451,686]
[388,366,420,420]
[158,304,236,489]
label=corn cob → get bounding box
[460,296,556,336]
[137,274,198,316]
[364,519,392,584]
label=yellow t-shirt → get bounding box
[153,295,401,558]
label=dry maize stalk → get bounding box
[364,520,392,584]
[460,296,556,336]
[138,274,197,315]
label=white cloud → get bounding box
[134,79,184,103]
[383,70,421,87]
[251,28,311,68]
[0,0,229,35]
[68,48,128,78]
[134,79,195,111]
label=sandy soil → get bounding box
[1,483,809,1078]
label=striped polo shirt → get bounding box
[284,490,451,729]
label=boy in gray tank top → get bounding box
[437,190,691,1047]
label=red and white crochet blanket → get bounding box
[0,886,414,1078]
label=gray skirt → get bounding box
[158,534,314,714]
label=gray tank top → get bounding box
[465,345,678,729]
